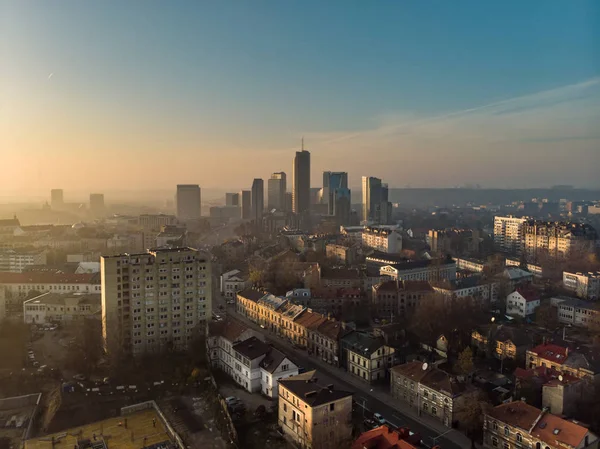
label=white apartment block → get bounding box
[23,292,101,325]
[494,216,526,255]
[454,257,486,273]
[101,247,211,356]
[552,296,600,329]
[0,249,47,273]
[563,271,600,300]
[362,227,402,253]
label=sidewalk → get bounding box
[228,309,473,449]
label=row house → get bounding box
[371,280,433,319]
[277,302,308,343]
[471,325,532,361]
[391,361,478,428]
[308,318,351,367]
[483,401,597,449]
[207,316,259,376]
[526,343,599,381]
[309,287,365,318]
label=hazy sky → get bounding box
[2,0,599,196]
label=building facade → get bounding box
[524,220,598,263]
[220,269,251,299]
[101,247,211,355]
[0,249,47,273]
[240,190,252,220]
[494,216,526,255]
[325,244,357,265]
[268,172,287,211]
[138,214,177,231]
[563,271,600,300]
[176,185,201,220]
[251,178,265,225]
[23,292,100,324]
[380,258,456,282]
[506,288,540,317]
[362,227,402,253]
[293,150,311,215]
[553,296,600,329]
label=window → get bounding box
[492,437,498,447]
[493,422,498,431]
[516,434,522,443]
[504,427,510,437]
[431,406,437,416]
[423,390,429,398]
[503,443,510,449]
[330,403,335,411]
[423,403,428,412]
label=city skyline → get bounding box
[2,1,599,195]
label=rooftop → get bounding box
[232,336,271,360]
[529,343,569,365]
[391,361,429,383]
[279,370,352,407]
[488,401,541,432]
[24,292,101,307]
[294,310,327,330]
[208,316,249,343]
[352,425,420,449]
[321,267,362,280]
[385,256,455,272]
[259,347,289,374]
[237,288,268,303]
[0,272,100,285]
[314,319,350,340]
[514,286,541,303]
[257,293,288,311]
[342,331,385,356]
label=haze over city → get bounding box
[2,0,599,199]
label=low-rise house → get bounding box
[320,267,363,289]
[506,287,540,318]
[308,318,350,366]
[526,343,599,381]
[220,269,251,300]
[293,309,327,348]
[207,316,260,376]
[22,292,101,324]
[380,257,456,283]
[552,296,600,329]
[432,275,497,303]
[455,257,488,273]
[342,331,397,383]
[278,370,353,449]
[500,267,534,289]
[259,347,299,398]
[471,324,532,361]
[483,400,598,449]
[232,336,272,393]
[391,361,478,428]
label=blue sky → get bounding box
[1,0,599,194]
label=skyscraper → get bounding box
[268,172,287,211]
[251,178,264,225]
[240,190,252,220]
[89,193,105,217]
[225,193,239,206]
[176,185,201,220]
[51,189,63,209]
[322,171,349,214]
[362,176,391,224]
[292,150,310,214]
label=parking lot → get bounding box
[218,382,274,415]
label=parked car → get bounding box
[225,396,239,405]
[373,413,386,425]
[73,374,86,381]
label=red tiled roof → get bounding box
[515,286,540,303]
[352,425,419,449]
[532,411,591,448]
[488,401,541,431]
[0,272,99,284]
[529,343,568,365]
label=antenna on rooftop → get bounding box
[301,136,304,151]
[558,375,563,382]
[422,362,428,371]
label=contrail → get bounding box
[48,73,53,80]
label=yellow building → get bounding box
[278,370,353,449]
[23,292,100,325]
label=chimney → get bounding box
[565,346,569,357]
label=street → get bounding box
[224,304,469,449]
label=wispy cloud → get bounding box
[304,78,600,188]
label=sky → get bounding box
[1,0,599,198]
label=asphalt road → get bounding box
[226,306,465,449]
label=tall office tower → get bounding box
[285,192,293,213]
[240,190,252,220]
[101,247,212,355]
[176,185,201,220]
[380,183,392,224]
[251,178,264,224]
[362,176,392,224]
[225,193,240,206]
[89,193,105,217]
[493,216,527,255]
[268,172,287,211]
[292,150,310,214]
[51,189,64,209]
[322,172,349,214]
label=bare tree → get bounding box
[535,303,559,330]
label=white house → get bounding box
[232,336,272,393]
[207,316,260,377]
[506,287,540,318]
[259,347,299,398]
[220,269,251,300]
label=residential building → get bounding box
[268,172,287,211]
[563,271,600,300]
[483,401,598,449]
[494,216,526,255]
[428,229,481,256]
[176,184,201,220]
[220,239,245,260]
[343,331,397,383]
[500,267,535,289]
[89,193,105,217]
[340,225,366,243]
[362,227,402,253]
[292,150,311,215]
[138,214,177,231]
[260,347,299,398]
[455,257,488,273]
[23,292,101,324]
[505,257,543,277]
[372,280,433,319]
[506,287,540,318]
[155,225,187,248]
[307,318,350,367]
[293,309,327,348]
[352,425,422,449]
[526,343,599,380]
[309,287,365,318]
[231,336,271,392]
[278,370,353,449]
[362,176,391,224]
[286,288,312,307]
[0,249,47,272]
[50,189,64,209]
[432,276,498,303]
[542,373,585,416]
[101,247,212,355]
[251,178,265,225]
[391,361,478,428]
[225,192,240,206]
[379,257,456,282]
[320,267,362,289]
[0,271,101,315]
[240,190,252,220]
[220,269,251,300]
[524,220,598,263]
[325,244,357,265]
[553,296,600,329]
[471,324,532,361]
[207,316,259,376]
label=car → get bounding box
[260,324,265,329]
[225,396,239,405]
[373,413,386,425]
[73,374,86,381]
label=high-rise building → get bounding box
[89,193,105,217]
[268,172,287,211]
[493,216,526,255]
[225,193,240,207]
[524,220,597,263]
[139,214,177,231]
[285,192,293,213]
[176,185,201,220]
[240,190,252,220]
[101,247,212,355]
[251,179,264,225]
[362,176,391,224]
[292,150,310,214]
[322,172,351,224]
[51,189,64,209]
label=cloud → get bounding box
[304,78,600,188]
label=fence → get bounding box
[120,401,185,449]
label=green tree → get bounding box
[455,347,475,375]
